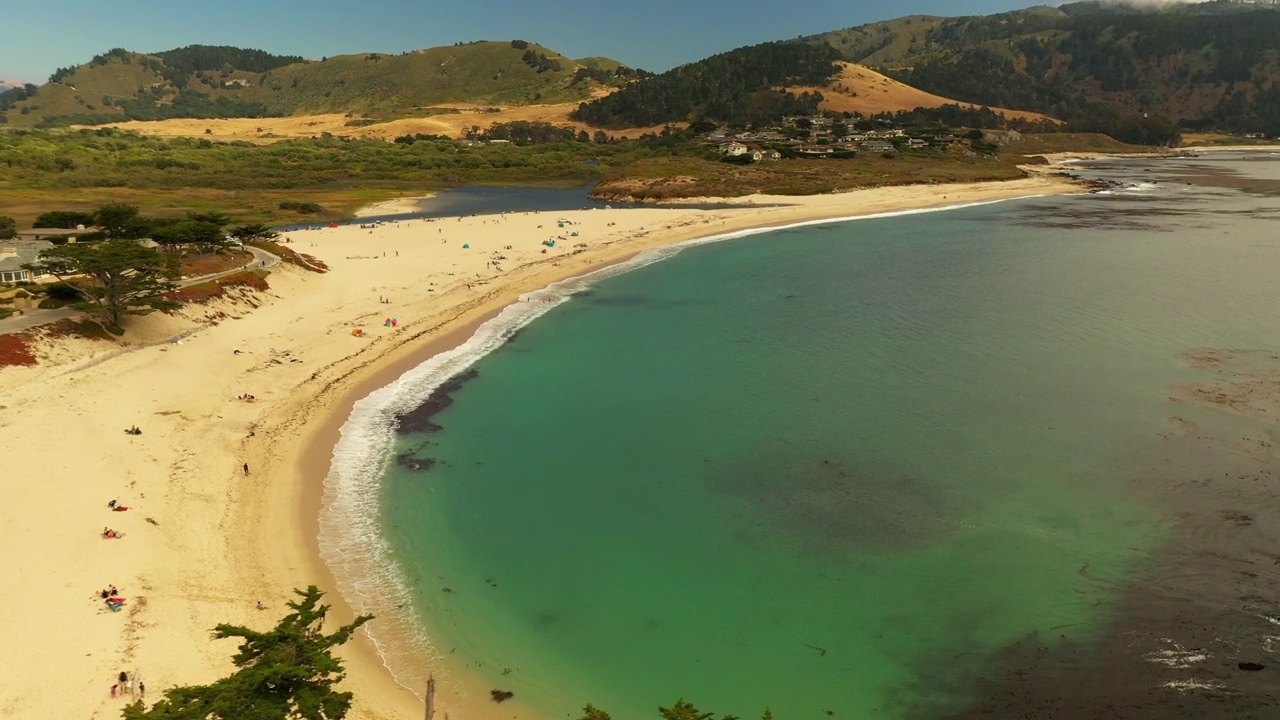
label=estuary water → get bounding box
[325,152,1280,719]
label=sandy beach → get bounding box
[354,194,436,218]
[0,174,1079,720]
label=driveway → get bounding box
[0,246,281,335]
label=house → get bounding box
[16,227,89,243]
[861,140,895,153]
[0,240,54,284]
[931,134,960,147]
[797,146,833,157]
[1243,132,1267,139]
[762,149,782,161]
[906,138,928,149]
[720,141,749,156]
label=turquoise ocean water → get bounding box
[322,154,1280,719]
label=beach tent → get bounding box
[462,243,470,249]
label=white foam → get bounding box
[1160,679,1225,693]
[317,192,1063,694]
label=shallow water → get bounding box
[334,154,1280,719]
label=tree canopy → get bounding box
[0,215,15,240]
[34,210,97,230]
[229,224,279,244]
[122,586,371,720]
[94,203,150,240]
[24,238,178,328]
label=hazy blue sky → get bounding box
[5,1,1067,83]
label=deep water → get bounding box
[358,153,1280,719]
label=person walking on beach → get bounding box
[243,462,250,476]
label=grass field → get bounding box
[0,186,411,229]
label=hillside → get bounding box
[571,41,842,127]
[804,2,1280,135]
[1,41,638,128]
[799,62,1055,122]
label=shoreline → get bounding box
[296,176,1086,718]
[0,174,1081,720]
[353,194,437,218]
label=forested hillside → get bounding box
[570,42,841,127]
[1,42,635,128]
[806,1,1280,137]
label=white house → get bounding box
[720,141,749,156]
[0,240,54,284]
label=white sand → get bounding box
[354,195,435,218]
[0,175,1080,719]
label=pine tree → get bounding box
[122,586,372,720]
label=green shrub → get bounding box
[45,282,81,301]
[279,200,326,213]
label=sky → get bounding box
[3,0,1217,83]
[0,0,1074,83]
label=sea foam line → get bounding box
[317,191,1063,696]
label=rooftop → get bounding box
[0,240,53,272]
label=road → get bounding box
[0,245,280,335]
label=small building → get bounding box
[861,140,895,153]
[762,149,782,161]
[16,227,88,243]
[720,141,749,156]
[0,240,54,284]
[906,138,928,149]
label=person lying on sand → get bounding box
[101,528,124,539]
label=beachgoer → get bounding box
[119,671,128,686]
[110,684,118,698]
[108,499,117,509]
[139,682,145,697]
[243,462,250,476]
[257,600,266,610]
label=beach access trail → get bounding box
[0,175,1078,720]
